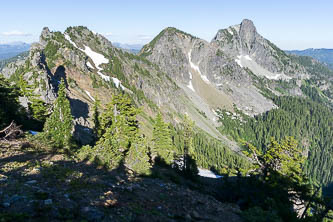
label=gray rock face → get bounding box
[212,19,308,77]
[140,26,275,118]
[2,41,57,104]
[40,27,52,46]
[239,19,257,49]
[1,59,25,78]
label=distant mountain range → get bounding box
[286,48,333,70]
[112,42,143,54]
[0,42,30,60]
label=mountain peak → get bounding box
[239,19,257,47]
[158,27,197,40]
[140,27,197,56]
[240,19,255,29]
[40,27,52,41]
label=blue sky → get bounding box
[0,0,332,49]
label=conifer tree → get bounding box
[182,114,198,176]
[93,94,150,173]
[17,75,49,125]
[99,94,139,150]
[29,98,49,123]
[43,79,73,149]
[0,74,23,128]
[92,96,101,139]
[243,137,313,219]
[17,74,33,97]
[243,136,305,182]
[152,112,174,164]
[126,135,151,175]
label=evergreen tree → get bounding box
[92,96,101,139]
[242,137,314,220]
[152,112,174,164]
[126,135,151,175]
[28,98,49,123]
[99,94,139,150]
[0,74,26,128]
[182,115,198,177]
[43,79,73,149]
[244,137,305,182]
[17,74,33,97]
[17,74,48,127]
[92,94,151,173]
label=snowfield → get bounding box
[187,71,195,92]
[187,80,195,92]
[188,50,210,84]
[65,33,125,89]
[86,61,94,69]
[85,90,95,101]
[112,77,125,90]
[82,45,109,68]
[235,54,292,81]
[198,168,223,179]
[235,55,243,68]
[244,55,252,61]
[64,34,79,48]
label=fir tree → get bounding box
[17,74,48,126]
[152,112,174,164]
[92,96,101,139]
[182,115,198,177]
[126,135,151,175]
[28,98,49,123]
[99,94,139,151]
[92,94,151,173]
[243,137,305,182]
[17,74,33,97]
[0,74,24,128]
[43,79,73,149]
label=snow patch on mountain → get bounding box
[187,80,195,92]
[198,168,222,179]
[235,56,243,68]
[86,61,94,69]
[112,77,125,90]
[85,90,95,101]
[235,54,292,81]
[187,71,195,92]
[188,50,210,84]
[244,55,252,61]
[65,33,126,89]
[64,34,79,48]
[81,45,109,68]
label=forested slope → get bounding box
[218,96,333,185]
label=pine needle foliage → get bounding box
[42,79,74,149]
[151,112,174,164]
[83,93,151,174]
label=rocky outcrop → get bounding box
[212,19,308,78]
